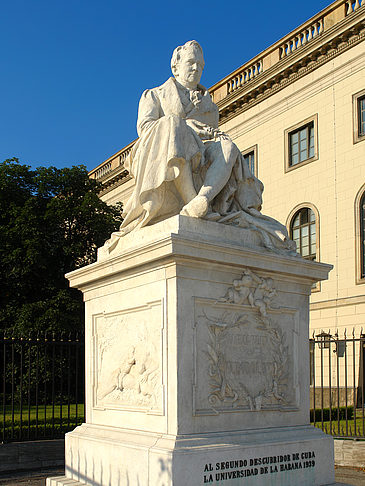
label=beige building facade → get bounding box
[90,0,365,398]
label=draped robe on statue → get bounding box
[121,77,262,232]
[110,77,295,255]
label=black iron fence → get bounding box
[1,331,84,443]
[310,329,365,438]
[1,329,364,442]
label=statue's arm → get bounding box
[137,89,163,137]
[185,100,222,140]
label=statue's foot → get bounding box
[181,195,209,218]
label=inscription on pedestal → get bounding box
[92,300,164,414]
[201,451,316,483]
[193,271,299,414]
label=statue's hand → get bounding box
[185,119,215,140]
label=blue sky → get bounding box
[1,0,332,172]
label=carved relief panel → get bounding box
[92,300,164,414]
[193,269,299,415]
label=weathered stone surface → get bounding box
[46,215,337,485]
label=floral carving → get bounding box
[201,271,290,412]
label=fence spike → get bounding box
[352,327,355,338]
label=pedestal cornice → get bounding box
[67,216,332,292]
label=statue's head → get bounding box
[171,40,205,89]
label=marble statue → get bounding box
[107,40,296,255]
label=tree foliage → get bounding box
[0,158,122,333]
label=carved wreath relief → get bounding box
[93,302,163,412]
[194,269,297,414]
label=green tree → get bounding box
[0,158,122,333]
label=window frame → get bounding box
[284,114,319,172]
[241,144,258,177]
[353,89,365,144]
[287,203,320,292]
[355,184,365,284]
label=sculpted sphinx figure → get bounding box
[107,40,295,255]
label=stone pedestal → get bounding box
[47,216,342,486]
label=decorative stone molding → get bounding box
[217,19,365,125]
[203,309,289,412]
[192,268,301,416]
[92,301,164,414]
[97,169,132,197]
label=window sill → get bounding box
[285,155,318,173]
[354,134,365,145]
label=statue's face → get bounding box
[175,47,204,89]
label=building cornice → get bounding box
[216,10,365,124]
[97,167,132,197]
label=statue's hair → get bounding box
[171,40,204,74]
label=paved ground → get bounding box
[334,466,365,486]
[0,466,364,485]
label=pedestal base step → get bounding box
[46,424,344,485]
[47,477,86,486]
[48,481,352,486]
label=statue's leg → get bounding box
[198,139,238,200]
[181,139,239,218]
[174,161,198,204]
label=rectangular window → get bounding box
[241,144,258,176]
[358,96,365,138]
[289,122,315,166]
[353,90,365,144]
[285,115,318,172]
[243,151,255,175]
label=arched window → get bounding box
[355,185,365,284]
[290,207,316,260]
[359,192,365,279]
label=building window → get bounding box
[352,89,365,143]
[284,115,318,172]
[355,185,365,284]
[289,122,314,166]
[290,207,316,260]
[359,97,365,136]
[241,144,258,176]
[353,89,365,144]
[358,191,365,281]
[361,193,365,279]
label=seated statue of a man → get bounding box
[115,40,294,255]
[121,40,262,232]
